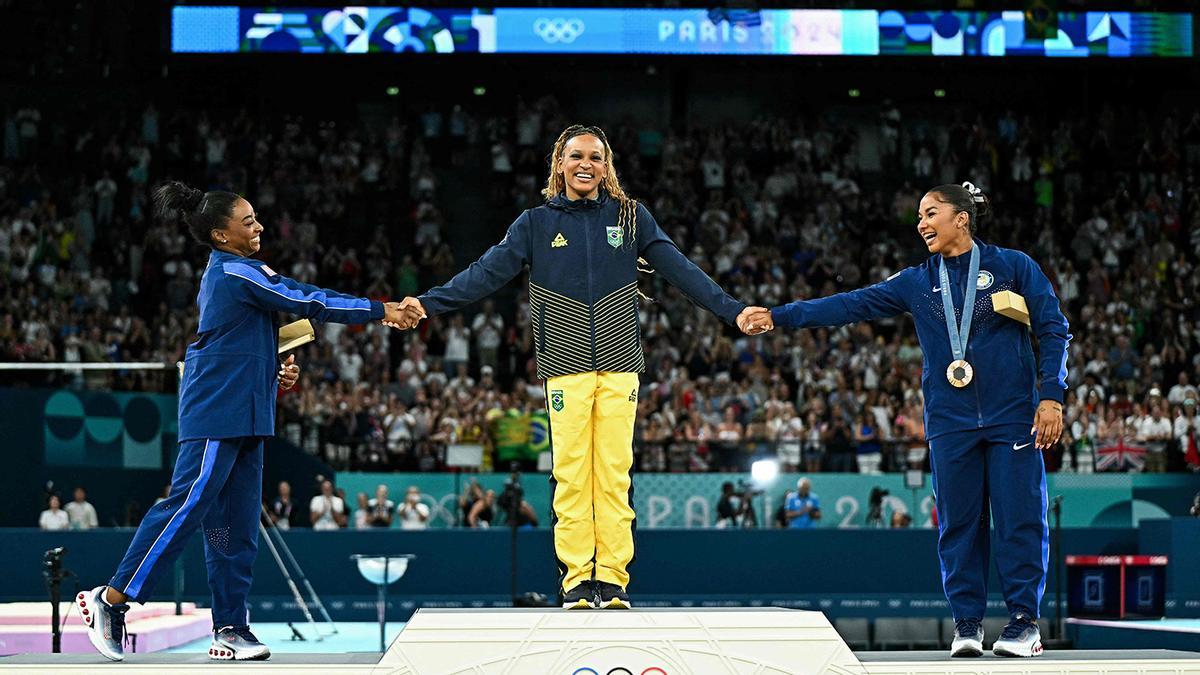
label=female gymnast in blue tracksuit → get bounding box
[748,182,1070,658]
[79,181,402,662]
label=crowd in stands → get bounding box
[5,93,1200,476]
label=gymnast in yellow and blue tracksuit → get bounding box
[403,125,757,610]
[757,183,1070,658]
[80,181,399,662]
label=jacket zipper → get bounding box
[585,216,596,371]
[971,345,983,428]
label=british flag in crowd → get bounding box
[1094,437,1147,471]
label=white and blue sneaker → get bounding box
[950,617,983,657]
[209,625,271,660]
[992,613,1043,657]
[78,585,129,662]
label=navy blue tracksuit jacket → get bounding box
[771,241,1071,621]
[420,191,745,378]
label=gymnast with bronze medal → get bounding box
[742,182,1071,658]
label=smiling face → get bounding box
[559,134,607,201]
[213,197,263,257]
[916,191,971,256]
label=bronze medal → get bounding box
[946,359,974,388]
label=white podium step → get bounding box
[378,607,865,675]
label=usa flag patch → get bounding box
[260,264,277,277]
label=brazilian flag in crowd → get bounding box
[529,409,550,458]
[488,407,551,463]
[490,408,530,463]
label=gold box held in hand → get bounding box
[278,319,316,354]
[991,290,1030,326]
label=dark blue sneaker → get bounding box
[210,625,271,660]
[596,581,631,610]
[79,585,128,662]
[562,581,598,610]
[950,617,983,657]
[993,613,1042,657]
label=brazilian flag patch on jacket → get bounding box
[606,226,622,248]
[550,390,565,412]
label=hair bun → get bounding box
[961,181,985,203]
[185,186,205,212]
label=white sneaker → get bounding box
[209,625,271,661]
[950,618,983,657]
[993,613,1043,657]
[78,585,128,662]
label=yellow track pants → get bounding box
[546,370,638,593]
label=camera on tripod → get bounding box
[43,547,67,581]
[498,462,523,516]
[736,479,763,497]
[41,547,72,653]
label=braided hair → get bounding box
[542,124,639,247]
[152,180,241,246]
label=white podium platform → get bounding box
[6,609,1200,674]
[380,607,864,674]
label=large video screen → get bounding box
[171,7,1194,58]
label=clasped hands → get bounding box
[383,297,426,330]
[737,306,774,336]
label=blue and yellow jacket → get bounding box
[770,241,1071,439]
[178,249,384,441]
[420,192,745,379]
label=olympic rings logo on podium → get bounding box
[534,18,585,43]
[568,662,667,667]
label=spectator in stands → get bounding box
[310,479,346,531]
[66,486,99,530]
[398,485,431,530]
[1168,373,1197,406]
[824,414,856,473]
[353,492,371,529]
[1175,399,1200,472]
[268,481,294,530]
[472,299,504,372]
[1138,402,1173,473]
[40,494,70,530]
[467,489,496,528]
[366,484,395,528]
[854,414,883,475]
[785,478,820,529]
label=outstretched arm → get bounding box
[421,211,531,315]
[393,212,533,329]
[770,273,910,329]
[223,261,385,324]
[637,203,746,325]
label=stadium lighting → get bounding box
[751,459,779,487]
[934,88,946,98]
[848,88,861,98]
[386,86,400,96]
[473,86,486,96]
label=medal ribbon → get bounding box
[938,243,980,363]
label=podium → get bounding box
[378,607,864,674]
